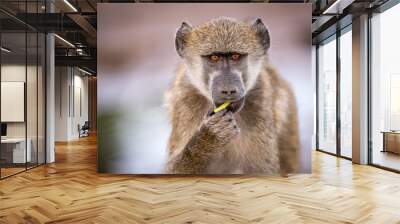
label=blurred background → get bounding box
[97,3,312,173]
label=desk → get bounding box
[382,131,400,154]
[1,138,31,163]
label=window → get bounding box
[340,28,352,158]
[317,36,337,154]
[371,3,400,171]
[316,26,353,159]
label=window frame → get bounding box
[315,24,353,161]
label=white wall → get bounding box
[55,67,89,141]
[55,67,70,141]
[1,65,40,138]
[1,63,46,164]
[72,73,89,138]
[1,65,26,134]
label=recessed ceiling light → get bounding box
[63,0,78,12]
[322,0,354,15]
[1,47,11,53]
[54,34,75,48]
[78,67,93,76]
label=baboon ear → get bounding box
[175,22,192,57]
[251,18,270,52]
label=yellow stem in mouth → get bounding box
[213,101,231,113]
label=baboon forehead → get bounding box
[187,18,264,56]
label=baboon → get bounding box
[164,17,299,175]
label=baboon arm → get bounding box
[165,126,220,174]
[278,92,299,175]
[279,112,299,174]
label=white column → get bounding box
[46,33,55,163]
[45,0,56,163]
[352,14,369,164]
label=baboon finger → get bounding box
[207,109,227,123]
[214,108,228,117]
[220,111,234,121]
[223,114,237,126]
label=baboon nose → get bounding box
[220,87,240,98]
[211,74,245,103]
[221,89,237,95]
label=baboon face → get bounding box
[175,17,270,111]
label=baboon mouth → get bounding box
[213,97,245,114]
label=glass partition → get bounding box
[0,1,46,179]
[1,31,28,177]
[27,31,38,169]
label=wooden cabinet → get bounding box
[382,132,400,154]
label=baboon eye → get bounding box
[231,53,241,61]
[209,55,220,62]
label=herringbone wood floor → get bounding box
[1,135,400,224]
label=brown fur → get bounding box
[165,65,299,174]
[165,17,299,174]
[186,18,265,56]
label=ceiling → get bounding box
[0,0,393,74]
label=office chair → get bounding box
[79,121,90,138]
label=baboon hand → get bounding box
[201,109,240,145]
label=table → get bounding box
[1,138,31,164]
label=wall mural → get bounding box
[97,3,312,175]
